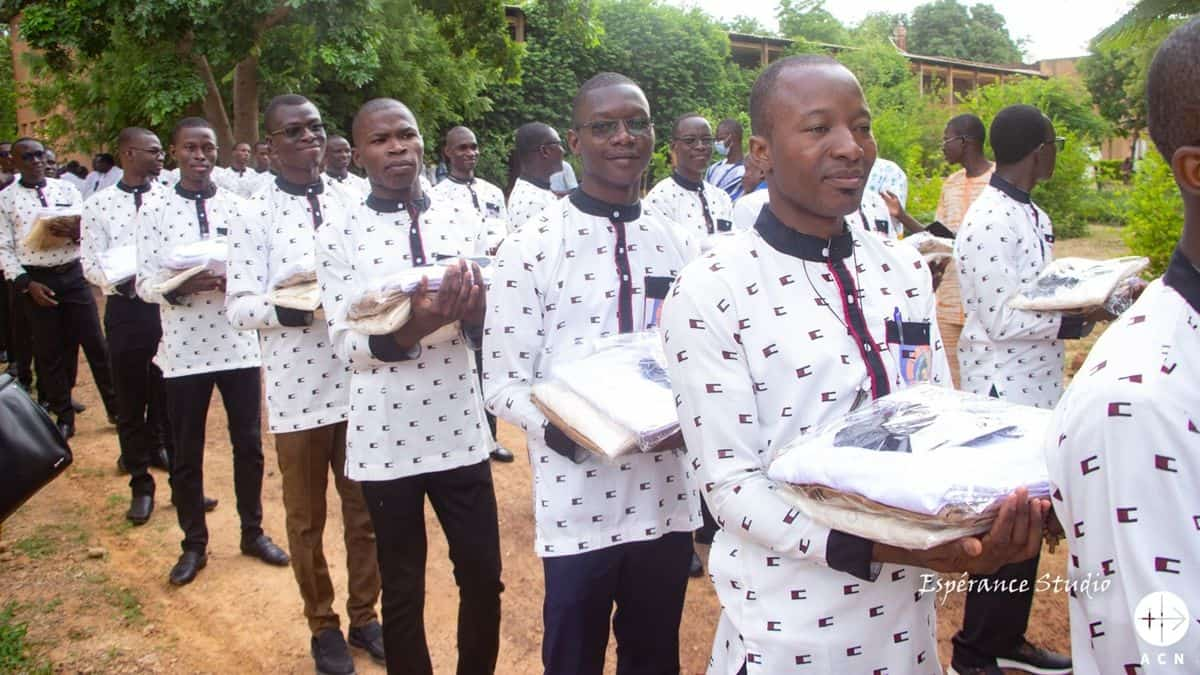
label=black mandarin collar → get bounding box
[522,175,551,191]
[1164,247,1200,316]
[754,205,854,262]
[569,189,640,222]
[174,182,217,201]
[447,174,476,186]
[365,191,430,214]
[325,170,349,181]
[275,175,324,197]
[18,178,46,190]
[990,174,1032,204]
[670,172,703,192]
[116,181,151,195]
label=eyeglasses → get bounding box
[20,150,45,162]
[941,135,967,148]
[0,150,10,158]
[1042,136,1066,151]
[576,117,653,139]
[538,140,563,153]
[674,136,715,148]
[267,121,327,141]
[131,147,165,158]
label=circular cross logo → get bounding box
[1134,591,1190,647]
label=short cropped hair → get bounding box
[571,72,640,128]
[171,117,213,144]
[749,54,840,137]
[989,104,1050,165]
[947,113,986,144]
[1147,17,1200,159]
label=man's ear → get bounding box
[748,134,771,175]
[566,129,580,159]
[352,147,362,171]
[1172,145,1200,195]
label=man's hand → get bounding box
[929,257,950,291]
[28,280,58,307]
[393,259,486,348]
[880,190,905,220]
[461,261,487,328]
[48,219,81,240]
[173,271,225,297]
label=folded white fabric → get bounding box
[152,237,228,295]
[270,260,317,290]
[268,261,321,311]
[901,230,955,263]
[24,208,81,251]
[1009,256,1149,311]
[96,244,137,290]
[532,332,681,459]
[344,258,492,335]
[767,385,1051,549]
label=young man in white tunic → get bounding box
[950,105,1084,674]
[645,113,735,244]
[322,135,369,198]
[1046,20,1200,673]
[316,98,502,675]
[506,121,562,231]
[662,55,1048,675]
[225,95,383,675]
[429,124,515,463]
[485,72,700,675]
[81,127,172,524]
[135,116,289,586]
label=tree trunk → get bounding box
[188,50,236,163]
[232,53,259,145]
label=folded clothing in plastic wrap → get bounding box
[268,261,321,311]
[901,231,955,263]
[766,384,1052,549]
[345,258,491,336]
[23,208,82,251]
[152,237,228,295]
[531,332,683,460]
[1008,256,1149,311]
[96,244,137,291]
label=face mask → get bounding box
[713,141,729,157]
[549,171,567,193]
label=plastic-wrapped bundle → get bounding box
[96,244,137,291]
[901,230,955,264]
[152,237,229,295]
[1009,256,1148,311]
[268,261,321,312]
[23,208,82,251]
[532,332,682,460]
[344,258,491,335]
[766,385,1051,550]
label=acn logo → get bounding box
[1134,591,1190,647]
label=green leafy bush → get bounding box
[1124,150,1184,277]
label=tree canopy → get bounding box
[907,0,1025,63]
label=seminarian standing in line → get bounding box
[506,122,563,232]
[322,134,370,198]
[0,136,119,439]
[317,98,503,675]
[135,117,289,586]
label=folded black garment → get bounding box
[0,373,73,523]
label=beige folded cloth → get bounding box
[151,265,212,295]
[269,279,321,312]
[532,381,684,460]
[23,213,80,251]
[344,296,412,336]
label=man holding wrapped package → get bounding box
[485,72,700,675]
[661,55,1050,674]
[316,97,502,675]
[136,117,289,586]
[225,95,383,674]
[0,136,118,439]
[81,127,173,523]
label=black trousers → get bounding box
[6,280,36,392]
[24,262,116,425]
[360,460,503,675]
[542,530,692,675]
[952,551,1040,666]
[164,366,264,553]
[0,273,8,355]
[105,294,170,497]
[695,497,719,545]
[474,349,498,440]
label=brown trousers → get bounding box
[275,421,381,634]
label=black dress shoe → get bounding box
[150,447,171,471]
[311,628,356,675]
[241,534,290,566]
[490,446,515,463]
[688,550,705,578]
[116,455,128,474]
[203,496,218,512]
[169,550,207,586]
[107,411,118,425]
[994,639,1072,674]
[127,495,154,525]
[347,620,385,664]
[71,398,86,413]
[57,420,75,440]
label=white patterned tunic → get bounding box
[429,175,509,253]
[644,173,735,243]
[506,177,557,233]
[866,157,909,205]
[135,184,261,378]
[226,176,353,433]
[81,181,159,293]
[0,178,84,280]
[315,190,491,482]
[1045,249,1200,675]
[483,190,701,556]
[954,177,1088,409]
[324,171,370,199]
[662,206,950,674]
[212,166,270,199]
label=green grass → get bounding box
[105,586,145,626]
[12,535,55,559]
[0,603,53,674]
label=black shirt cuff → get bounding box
[275,306,314,327]
[1057,315,1094,340]
[463,324,483,351]
[12,273,30,292]
[827,529,881,581]
[369,334,421,362]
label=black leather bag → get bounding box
[0,373,72,523]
